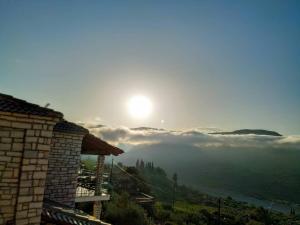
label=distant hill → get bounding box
[210,129,282,136]
[131,127,165,131]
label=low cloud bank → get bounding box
[85,125,300,151]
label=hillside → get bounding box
[136,163,299,225]
[80,159,300,225]
[118,143,300,205]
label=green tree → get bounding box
[172,173,178,209]
[103,192,149,225]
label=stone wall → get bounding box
[44,132,84,207]
[93,155,105,219]
[0,111,59,225]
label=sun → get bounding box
[127,95,153,119]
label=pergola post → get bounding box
[93,155,105,219]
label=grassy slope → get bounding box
[81,159,300,224]
[139,166,299,225]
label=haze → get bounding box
[1,0,300,134]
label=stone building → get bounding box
[0,93,123,225]
[44,120,89,208]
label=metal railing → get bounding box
[42,198,111,225]
[76,169,109,198]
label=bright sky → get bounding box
[1,0,300,134]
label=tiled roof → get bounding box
[0,93,63,118]
[42,199,111,225]
[82,134,124,156]
[54,120,89,135]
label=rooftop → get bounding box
[82,134,124,156]
[42,199,110,225]
[0,92,123,155]
[0,93,63,118]
[54,120,89,135]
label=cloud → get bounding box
[86,125,300,151]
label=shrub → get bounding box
[103,192,149,225]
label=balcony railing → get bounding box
[42,198,111,225]
[75,174,110,202]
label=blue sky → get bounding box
[1,0,300,134]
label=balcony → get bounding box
[75,174,110,203]
[75,186,110,202]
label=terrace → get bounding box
[75,171,111,202]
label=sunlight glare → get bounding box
[127,95,153,119]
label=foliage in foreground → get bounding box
[153,201,300,225]
[81,158,300,225]
[102,192,149,225]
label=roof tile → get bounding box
[54,120,89,135]
[82,134,124,156]
[0,93,63,118]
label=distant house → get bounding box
[0,93,123,225]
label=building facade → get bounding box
[0,93,123,225]
[44,121,89,208]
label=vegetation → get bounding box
[120,144,300,204]
[103,192,149,225]
[81,158,300,225]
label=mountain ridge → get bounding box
[210,129,282,136]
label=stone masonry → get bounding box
[44,122,88,208]
[0,94,123,225]
[0,111,60,225]
[93,155,105,219]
